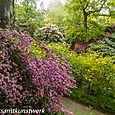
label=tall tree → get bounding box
[64,0,115,42]
[0,0,15,28]
[78,0,107,31]
[66,0,109,30]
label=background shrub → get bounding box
[38,24,65,43]
[90,34,115,56]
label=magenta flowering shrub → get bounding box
[28,44,75,112]
[0,30,34,108]
[73,44,87,52]
[0,30,75,114]
[73,42,96,53]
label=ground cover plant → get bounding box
[0,29,75,114]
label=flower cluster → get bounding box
[73,42,96,53]
[38,24,65,43]
[0,29,75,114]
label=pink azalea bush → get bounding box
[73,42,96,53]
[0,29,75,114]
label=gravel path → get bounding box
[60,97,111,115]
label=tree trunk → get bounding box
[0,0,15,29]
[83,9,88,32]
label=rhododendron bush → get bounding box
[0,29,75,114]
[38,24,65,43]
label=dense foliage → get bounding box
[64,0,108,43]
[46,6,66,29]
[69,53,115,112]
[90,33,115,56]
[15,1,44,37]
[0,29,75,114]
[47,0,113,45]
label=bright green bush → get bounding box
[69,53,115,113]
[31,42,71,58]
[48,42,71,56]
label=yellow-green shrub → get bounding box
[70,53,115,112]
[30,40,45,58]
[30,42,72,64]
[48,42,71,56]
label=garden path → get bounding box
[60,97,112,115]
